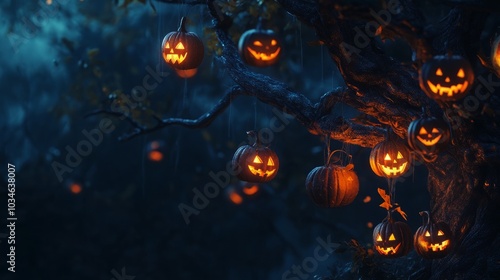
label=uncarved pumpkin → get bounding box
[305,163,359,207]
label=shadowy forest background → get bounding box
[4,0,498,279]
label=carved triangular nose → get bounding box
[445,77,450,82]
[170,49,174,53]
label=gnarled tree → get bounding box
[94,0,500,278]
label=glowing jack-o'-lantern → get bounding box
[373,215,412,258]
[408,116,450,162]
[161,17,204,72]
[305,151,359,207]
[231,131,279,183]
[492,35,500,75]
[238,28,281,67]
[370,133,412,178]
[419,54,474,101]
[414,211,452,259]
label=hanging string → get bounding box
[254,98,257,131]
[141,135,147,197]
[228,94,232,139]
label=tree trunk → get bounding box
[426,153,500,279]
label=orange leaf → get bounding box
[394,206,408,221]
[377,188,392,211]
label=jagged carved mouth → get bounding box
[379,162,407,175]
[421,240,450,252]
[416,135,442,146]
[427,80,469,96]
[165,52,188,64]
[376,243,401,255]
[247,47,280,61]
[247,165,276,177]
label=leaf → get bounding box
[377,188,392,211]
[394,206,407,221]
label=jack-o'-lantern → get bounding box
[408,116,450,162]
[162,17,204,71]
[419,54,474,101]
[238,28,281,67]
[492,35,500,75]
[305,151,359,207]
[370,133,412,178]
[414,211,452,259]
[231,131,279,183]
[373,214,412,258]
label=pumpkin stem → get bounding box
[246,130,260,146]
[419,211,431,225]
[178,17,188,32]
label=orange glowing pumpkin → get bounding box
[238,28,281,67]
[231,132,279,183]
[161,17,204,72]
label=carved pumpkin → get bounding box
[492,35,500,75]
[373,215,412,258]
[162,17,204,71]
[370,134,412,178]
[414,211,452,259]
[231,132,279,183]
[238,28,281,67]
[305,155,359,207]
[408,116,450,162]
[419,54,474,101]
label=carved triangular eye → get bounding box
[267,157,275,166]
[436,68,443,76]
[384,153,392,161]
[425,231,431,237]
[166,42,170,49]
[271,39,277,46]
[457,68,465,78]
[253,41,263,46]
[376,234,383,242]
[389,234,396,241]
[437,230,445,236]
[397,152,404,159]
[431,128,439,133]
[253,155,263,164]
[419,127,428,135]
[175,42,185,50]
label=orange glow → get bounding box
[242,185,259,196]
[70,183,82,194]
[148,150,164,162]
[363,196,371,203]
[175,68,197,78]
[367,222,373,228]
[229,192,243,205]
